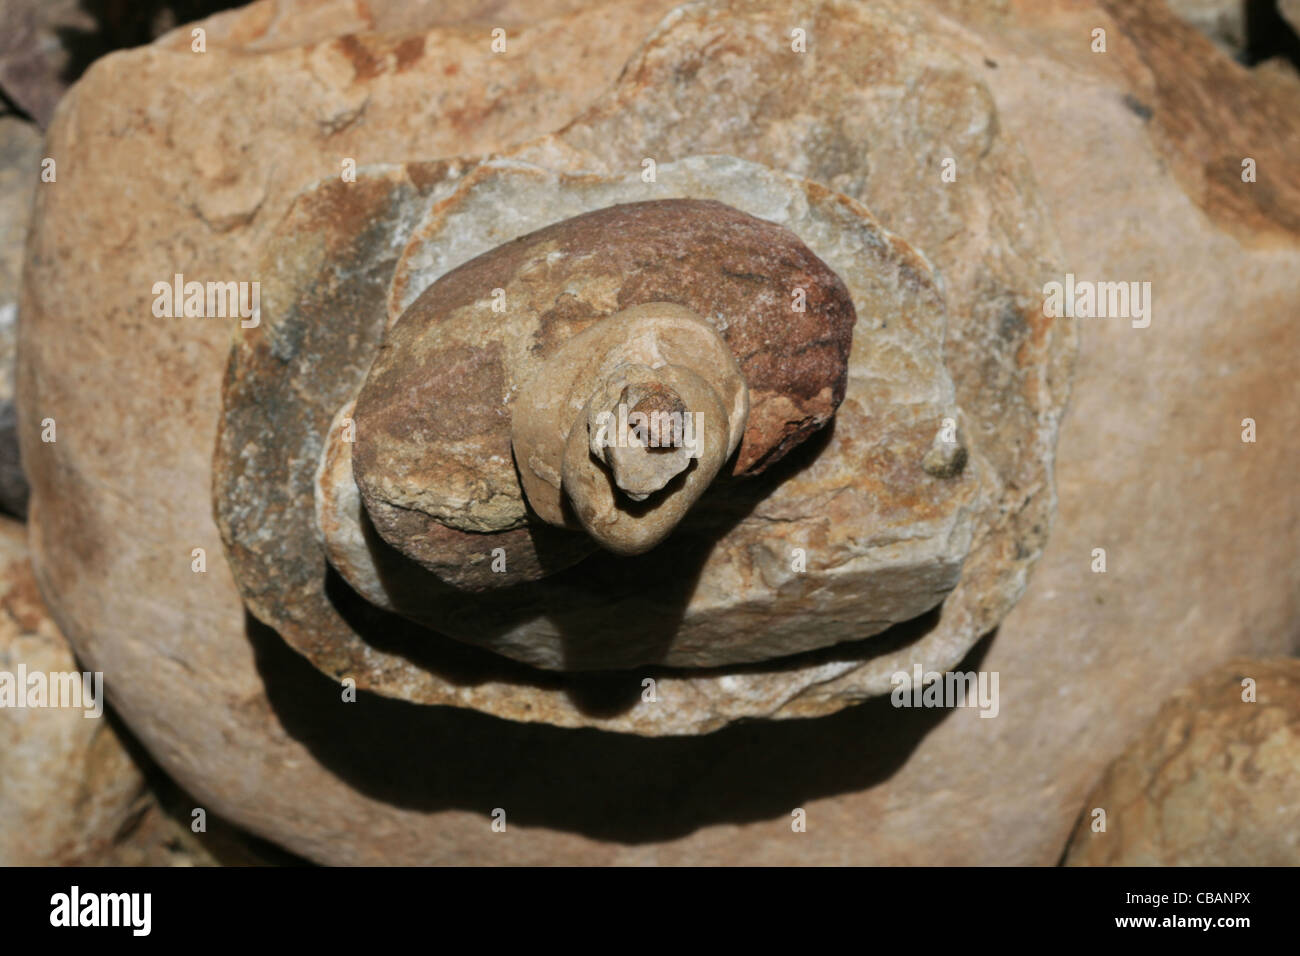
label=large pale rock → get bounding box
[18,0,1300,865]
[1065,659,1300,866]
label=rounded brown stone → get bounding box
[349,197,856,573]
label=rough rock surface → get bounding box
[0,116,37,517]
[18,0,1300,865]
[357,196,854,526]
[1065,659,1300,866]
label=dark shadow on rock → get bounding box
[250,609,997,844]
[315,419,896,723]
[325,547,954,720]
[0,399,29,518]
[1244,0,1300,68]
[57,1,248,85]
[316,414,951,724]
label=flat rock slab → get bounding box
[217,154,988,688]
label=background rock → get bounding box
[0,514,294,865]
[1065,659,1300,866]
[1283,0,1300,35]
[0,115,36,517]
[0,0,94,126]
[0,513,145,864]
[16,0,1300,864]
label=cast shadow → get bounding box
[249,609,996,844]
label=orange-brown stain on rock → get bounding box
[1,564,49,634]
[335,34,383,82]
[1017,303,1052,404]
[404,159,454,195]
[859,422,960,523]
[352,0,375,30]
[395,36,426,72]
[1100,0,1300,248]
[298,174,397,245]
